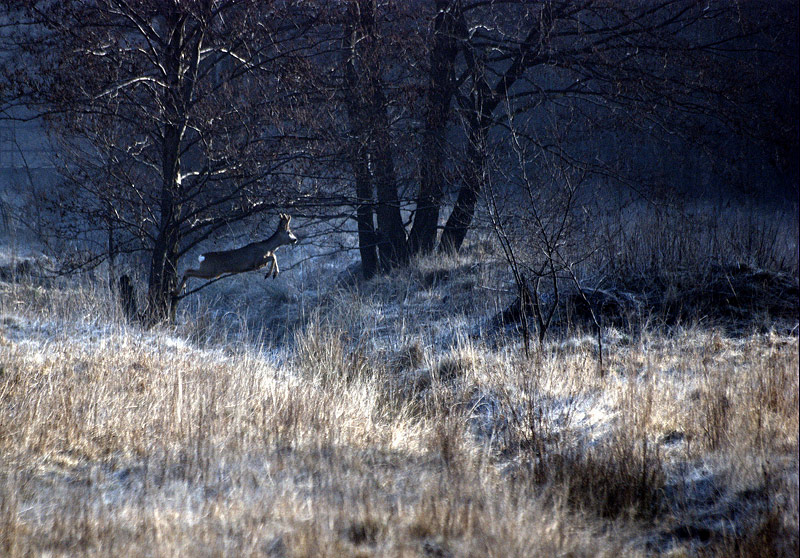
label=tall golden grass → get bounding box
[1,250,797,557]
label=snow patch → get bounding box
[198,255,205,262]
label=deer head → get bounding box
[277,213,298,245]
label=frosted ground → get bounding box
[0,232,798,557]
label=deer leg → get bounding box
[173,275,186,297]
[271,254,279,279]
[264,257,274,279]
[174,270,197,296]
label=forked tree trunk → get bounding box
[438,14,541,254]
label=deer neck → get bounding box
[258,230,285,252]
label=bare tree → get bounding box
[438,0,798,253]
[8,1,321,322]
[487,106,585,352]
[327,0,797,265]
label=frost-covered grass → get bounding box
[0,244,798,557]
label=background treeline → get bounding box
[1,0,797,322]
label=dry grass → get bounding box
[0,232,798,556]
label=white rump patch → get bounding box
[198,255,205,263]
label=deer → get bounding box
[175,213,298,296]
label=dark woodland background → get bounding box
[1,0,798,323]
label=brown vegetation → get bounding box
[1,233,797,556]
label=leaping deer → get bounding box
[175,213,298,296]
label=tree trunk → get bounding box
[439,118,488,253]
[438,15,538,254]
[148,110,182,323]
[345,0,407,272]
[344,4,379,280]
[370,84,408,270]
[118,274,139,324]
[353,142,379,280]
[409,0,460,255]
[439,39,493,255]
[147,229,180,324]
[146,177,181,325]
[106,218,116,290]
[146,12,187,325]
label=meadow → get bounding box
[0,204,798,557]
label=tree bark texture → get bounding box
[409,0,461,255]
[439,118,488,253]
